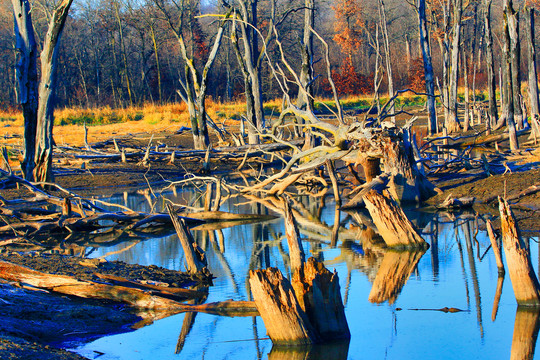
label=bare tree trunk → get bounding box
[297,0,315,139]
[11,0,38,181]
[526,7,540,138]
[378,0,394,122]
[506,0,523,129]
[484,0,499,125]
[504,0,520,150]
[417,0,437,134]
[462,48,470,132]
[34,0,75,183]
[160,1,230,150]
[447,0,463,133]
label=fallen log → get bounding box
[437,196,475,210]
[363,190,428,249]
[167,204,209,276]
[94,273,206,300]
[0,260,259,315]
[499,197,540,306]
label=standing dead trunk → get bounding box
[378,0,394,123]
[160,1,230,150]
[504,1,520,150]
[34,0,74,183]
[417,0,437,134]
[499,197,540,306]
[483,0,499,125]
[506,0,524,129]
[462,48,470,132]
[526,7,540,139]
[283,200,305,274]
[11,0,38,181]
[447,0,463,133]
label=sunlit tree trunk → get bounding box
[526,6,540,138]
[34,0,75,183]
[503,0,519,150]
[506,0,523,130]
[447,0,462,133]
[11,0,38,181]
[417,0,437,134]
[378,0,394,122]
[483,0,498,125]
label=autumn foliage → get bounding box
[408,58,426,92]
[322,57,373,96]
[332,0,364,56]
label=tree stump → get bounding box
[249,268,318,345]
[292,258,350,341]
[499,197,540,306]
[363,190,428,249]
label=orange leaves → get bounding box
[332,0,364,56]
[322,58,373,96]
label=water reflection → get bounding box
[68,186,540,360]
[511,307,540,360]
[268,341,350,360]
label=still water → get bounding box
[71,187,540,360]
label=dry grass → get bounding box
[0,92,442,150]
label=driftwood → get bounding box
[167,204,209,275]
[437,196,475,210]
[499,197,540,306]
[0,260,257,315]
[363,190,427,249]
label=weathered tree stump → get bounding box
[499,197,540,306]
[249,268,318,345]
[363,190,428,249]
[292,258,350,341]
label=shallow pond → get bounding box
[70,187,540,360]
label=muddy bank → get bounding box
[0,281,139,360]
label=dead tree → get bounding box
[506,0,524,130]
[447,0,463,133]
[378,0,394,123]
[230,0,266,144]
[499,197,540,306]
[417,0,437,134]
[34,0,75,183]
[11,0,38,181]
[12,0,74,182]
[503,0,520,150]
[483,0,498,125]
[157,0,231,150]
[526,6,540,139]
